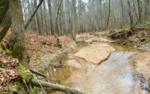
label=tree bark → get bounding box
[25,0,44,30]
[48,0,54,35]
[9,0,29,67]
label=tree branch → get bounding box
[29,69,46,78]
[0,0,44,42]
[0,15,11,42]
[25,0,44,30]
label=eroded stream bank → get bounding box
[45,38,150,94]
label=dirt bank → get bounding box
[107,27,150,50]
[2,31,77,72]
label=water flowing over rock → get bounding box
[66,52,145,94]
[75,43,115,64]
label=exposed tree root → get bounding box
[31,79,83,94]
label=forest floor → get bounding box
[0,30,76,93]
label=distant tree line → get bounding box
[0,0,150,39]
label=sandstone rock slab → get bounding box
[75,43,115,64]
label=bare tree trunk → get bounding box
[34,0,42,35]
[39,3,44,35]
[0,0,44,42]
[26,0,32,31]
[25,0,44,30]
[127,0,133,29]
[79,0,84,33]
[48,0,54,35]
[106,0,111,30]
[9,0,29,67]
[120,0,124,28]
[43,0,48,35]
[144,0,149,21]
[72,0,76,40]
[56,0,63,35]
[137,0,142,23]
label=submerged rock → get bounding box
[75,43,115,64]
[67,59,81,68]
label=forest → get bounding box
[0,0,150,94]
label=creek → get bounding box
[46,38,150,94]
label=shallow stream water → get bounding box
[46,39,150,94]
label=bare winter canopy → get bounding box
[0,0,149,37]
[20,0,150,35]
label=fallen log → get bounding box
[107,30,124,37]
[107,27,145,39]
[107,29,132,39]
[31,79,83,94]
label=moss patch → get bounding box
[16,64,33,82]
[9,86,18,92]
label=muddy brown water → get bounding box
[46,39,150,94]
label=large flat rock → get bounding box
[75,43,115,64]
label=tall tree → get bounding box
[137,0,142,23]
[9,0,29,67]
[72,0,76,40]
[43,0,48,35]
[48,0,54,35]
[106,0,111,30]
[55,0,63,35]
[120,0,124,28]
[34,0,42,35]
[145,0,149,21]
[127,0,133,28]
